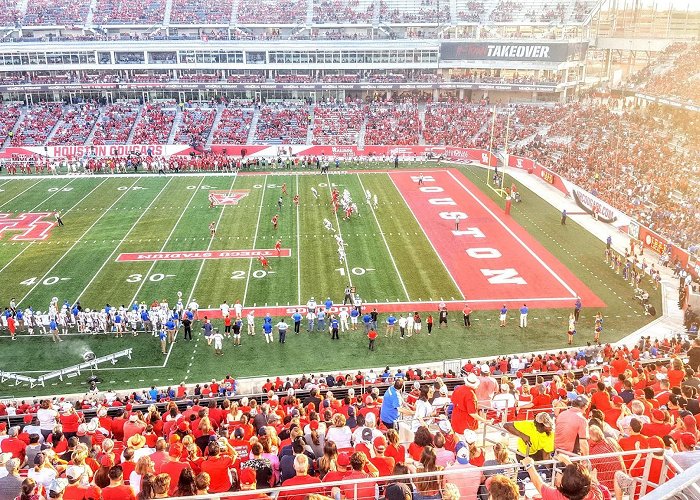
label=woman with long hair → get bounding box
[174,467,197,496]
[130,456,155,496]
[413,446,443,500]
[385,428,407,464]
[137,472,157,500]
[17,478,41,500]
[407,426,433,462]
[317,440,338,479]
[325,414,352,450]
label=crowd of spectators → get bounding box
[0,104,21,146]
[423,102,491,148]
[93,0,166,25]
[236,0,307,24]
[512,101,700,250]
[174,107,216,146]
[378,0,450,23]
[254,105,309,144]
[90,103,140,145]
[311,103,365,145]
[0,0,20,27]
[0,329,696,499]
[48,103,100,146]
[632,43,700,105]
[10,103,62,147]
[131,104,176,144]
[364,101,421,146]
[274,74,315,83]
[456,0,485,22]
[170,0,235,24]
[489,0,522,22]
[22,0,89,25]
[312,0,375,24]
[211,106,253,144]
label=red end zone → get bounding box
[116,249,291,262]
[389,169,604,310]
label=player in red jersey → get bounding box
[282,183,288,195]
[271,214,279,230]
[258,255,270,270]
[293,194,299,206]
[275,239,282,256]
[344,206,353,220]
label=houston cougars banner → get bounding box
[4,144,194,159]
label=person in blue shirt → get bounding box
[148,386,159,401]
[380,367,392,381]
[386,314,396,337]
[380,379,413,429]
[362,313,372,333]
[50,318,61,342]
[263,319,273,344]
[140,309,151,334]
[292,310,302,334]
[165,318,176,343]
[325,297,333,311]
[317,309,326,332]
[574,296,582,322]
[519,304,528,328]
[114,312,123,337]
[330,316,339,340]
[15,309,24,332]
[499,304,508,327]
[132,301,139,312]
[350,308,360,330]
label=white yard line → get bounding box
[446,169,577,297]
[242,175,267,307]
[387,174,464,300]
[127,177,206,306]
[0,178,95,276]
[295,174,301,305]
[326,173,352,285]
[72,177,175,304]
[0,180,44,209]
[356,173,410,301]
[185,175,238,308]
[17,178,136,306]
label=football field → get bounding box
[0,166,657,397]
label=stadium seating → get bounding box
[311,103,365,145]
[22,0,90,25]
[0,0,20,27]
[174,106,216,145]
[254,105,309,144]
[364,102,421,146]
[423,102,492,148]
[10,104,62,146]
[237,0,307,24]
[93,0,166,25]
[0,104,21,145]
[312,0,375,24]
[170,0,235,24]
[48,103,101,146]
[634,43,700,105]
[211,105,254,144]
[91,103,140,145]
[131,104,176,144]
[378,0,450,23]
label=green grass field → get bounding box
[0,164,660,398]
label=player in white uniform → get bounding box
[233,300,243,319]
[212,329,224,355]
[188,299,199,320]
[323,219,335,232]
[373,194,378,209]
[338,247,346,263]
[338,309,349,332]
[247,310,256,335]
[311,187,319,199]
[220,301,230,318]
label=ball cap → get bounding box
[535,412,554,428]
[169,442,184,457]
[373,436,387,450]
[454,441,470,464]
[337,452,351,467]
[679,432,697,449]
[573,395,589,408]
[100,455,113,467]
[66,465,85,481]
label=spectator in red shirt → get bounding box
[160,442,191,495]
[1,427,27,466]
[200,441,236,493]
[369,436,395,476]
[63,464,102,500]
[339,452,378,500]
[451,373,489,434]
[101,465,136,500]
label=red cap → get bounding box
[652,409,665,421]
[679,432,697,449]
[23,414,33,424]
[590,375,599,382]
[516,371,523,378]
[634,389,644,398]
[373,436,387,449]
[177,420,189,431]
[683,415,697,432]
[576,385,585,394]
[309,420,319,431]
[240,467,257,485]
[125,404,133,411]
[557,388,567,398]
[611,396,624,404]
[337,452,351,466]
[100,456,113,467]
[0,423,6,431]
[169,442,184,457]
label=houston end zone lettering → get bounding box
[0,213,56,241]
[50,145,166,158]
[116,249,291,262]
